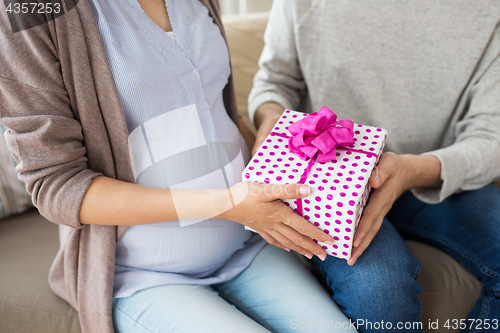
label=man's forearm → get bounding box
[251,102,286,154]
[254,102,285,129]
[400,154,443,191]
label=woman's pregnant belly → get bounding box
[118,102,254,277]
[115,218,253,276]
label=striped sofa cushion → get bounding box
[0,125,32,219]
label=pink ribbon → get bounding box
[270,107,376,216]
[288,106,355,163]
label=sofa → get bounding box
[0,11,493,333]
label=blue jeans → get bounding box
[388,184,500,333]
[312,219,423,333]
[112,244,358,332]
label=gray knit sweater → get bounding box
[249,0,500,203]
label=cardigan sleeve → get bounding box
[412,27,500,203]
[0,15,103,229]
[248,0,307,125]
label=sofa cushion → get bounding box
[0,210,81,333]
[407,241,482,329]
[0,125,33,220]
[224,12,269,134]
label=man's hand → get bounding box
[347,153,442,265]
[252,102,285,155]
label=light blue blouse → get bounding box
[87,0,266,298]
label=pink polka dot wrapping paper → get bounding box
[242,109,387,260]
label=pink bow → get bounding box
[288,106,355,163]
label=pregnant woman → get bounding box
[0,0,357,332]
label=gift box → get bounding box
[242,107,387,260]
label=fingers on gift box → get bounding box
[242,107,387,260]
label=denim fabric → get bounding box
[112,244,357,333]
[312,220,423,333]
[388,184,500,333]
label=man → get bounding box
[248,1,500,332]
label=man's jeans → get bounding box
[313,184,500,333]
[312,219,423,333]
[389,184,500,333]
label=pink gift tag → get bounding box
[242,109,387,260]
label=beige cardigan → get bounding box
[0,1,238,332]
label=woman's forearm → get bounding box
[80,176,335,258]
[79,176,230,226]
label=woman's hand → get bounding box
[348,153,442,265]
[218,182,334,261]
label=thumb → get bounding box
[369,166,382,188]
[270,183,311,200]
[369,153,396,188]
